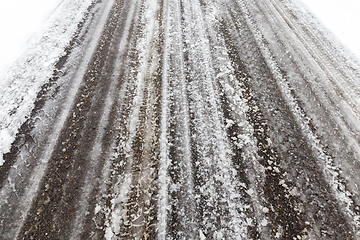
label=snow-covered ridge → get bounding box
[0,0,94,165]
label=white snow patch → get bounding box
[105,227,114,239]
[94,204,101,215]
[260,218,268,226]
[199,230,206,240]
[0,0,62,73]
[246,218,253,225]
[290,187,300,196]
[246,189,254,196]
[0,128,12,165]
[215,230,223,240]
[0,0,94,165]
[299,0,360,58]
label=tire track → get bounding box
[251,0,360,192]
[228,0,357,238]
[199,0,311,238]
[69,0,139,238]
[96,0,162,238]
[242,0,360,237]
[0,1,116,239]
[17,0,133,238]
[157,0,196,238]
[179,0,259,238]
[219,22,308,238]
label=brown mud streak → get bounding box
[110,1,147,238]
[102,0,143,221]
[219,18,307,239]
[18,0,129,239]
[167,99,185,240]
[123,58,162,239]
[81,66,127,240]
[0,0,100,188]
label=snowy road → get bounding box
[1,0,360,239]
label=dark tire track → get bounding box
[18,0,133,238]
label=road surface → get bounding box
[1,0,360,239]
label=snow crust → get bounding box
[0,0,94,165]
